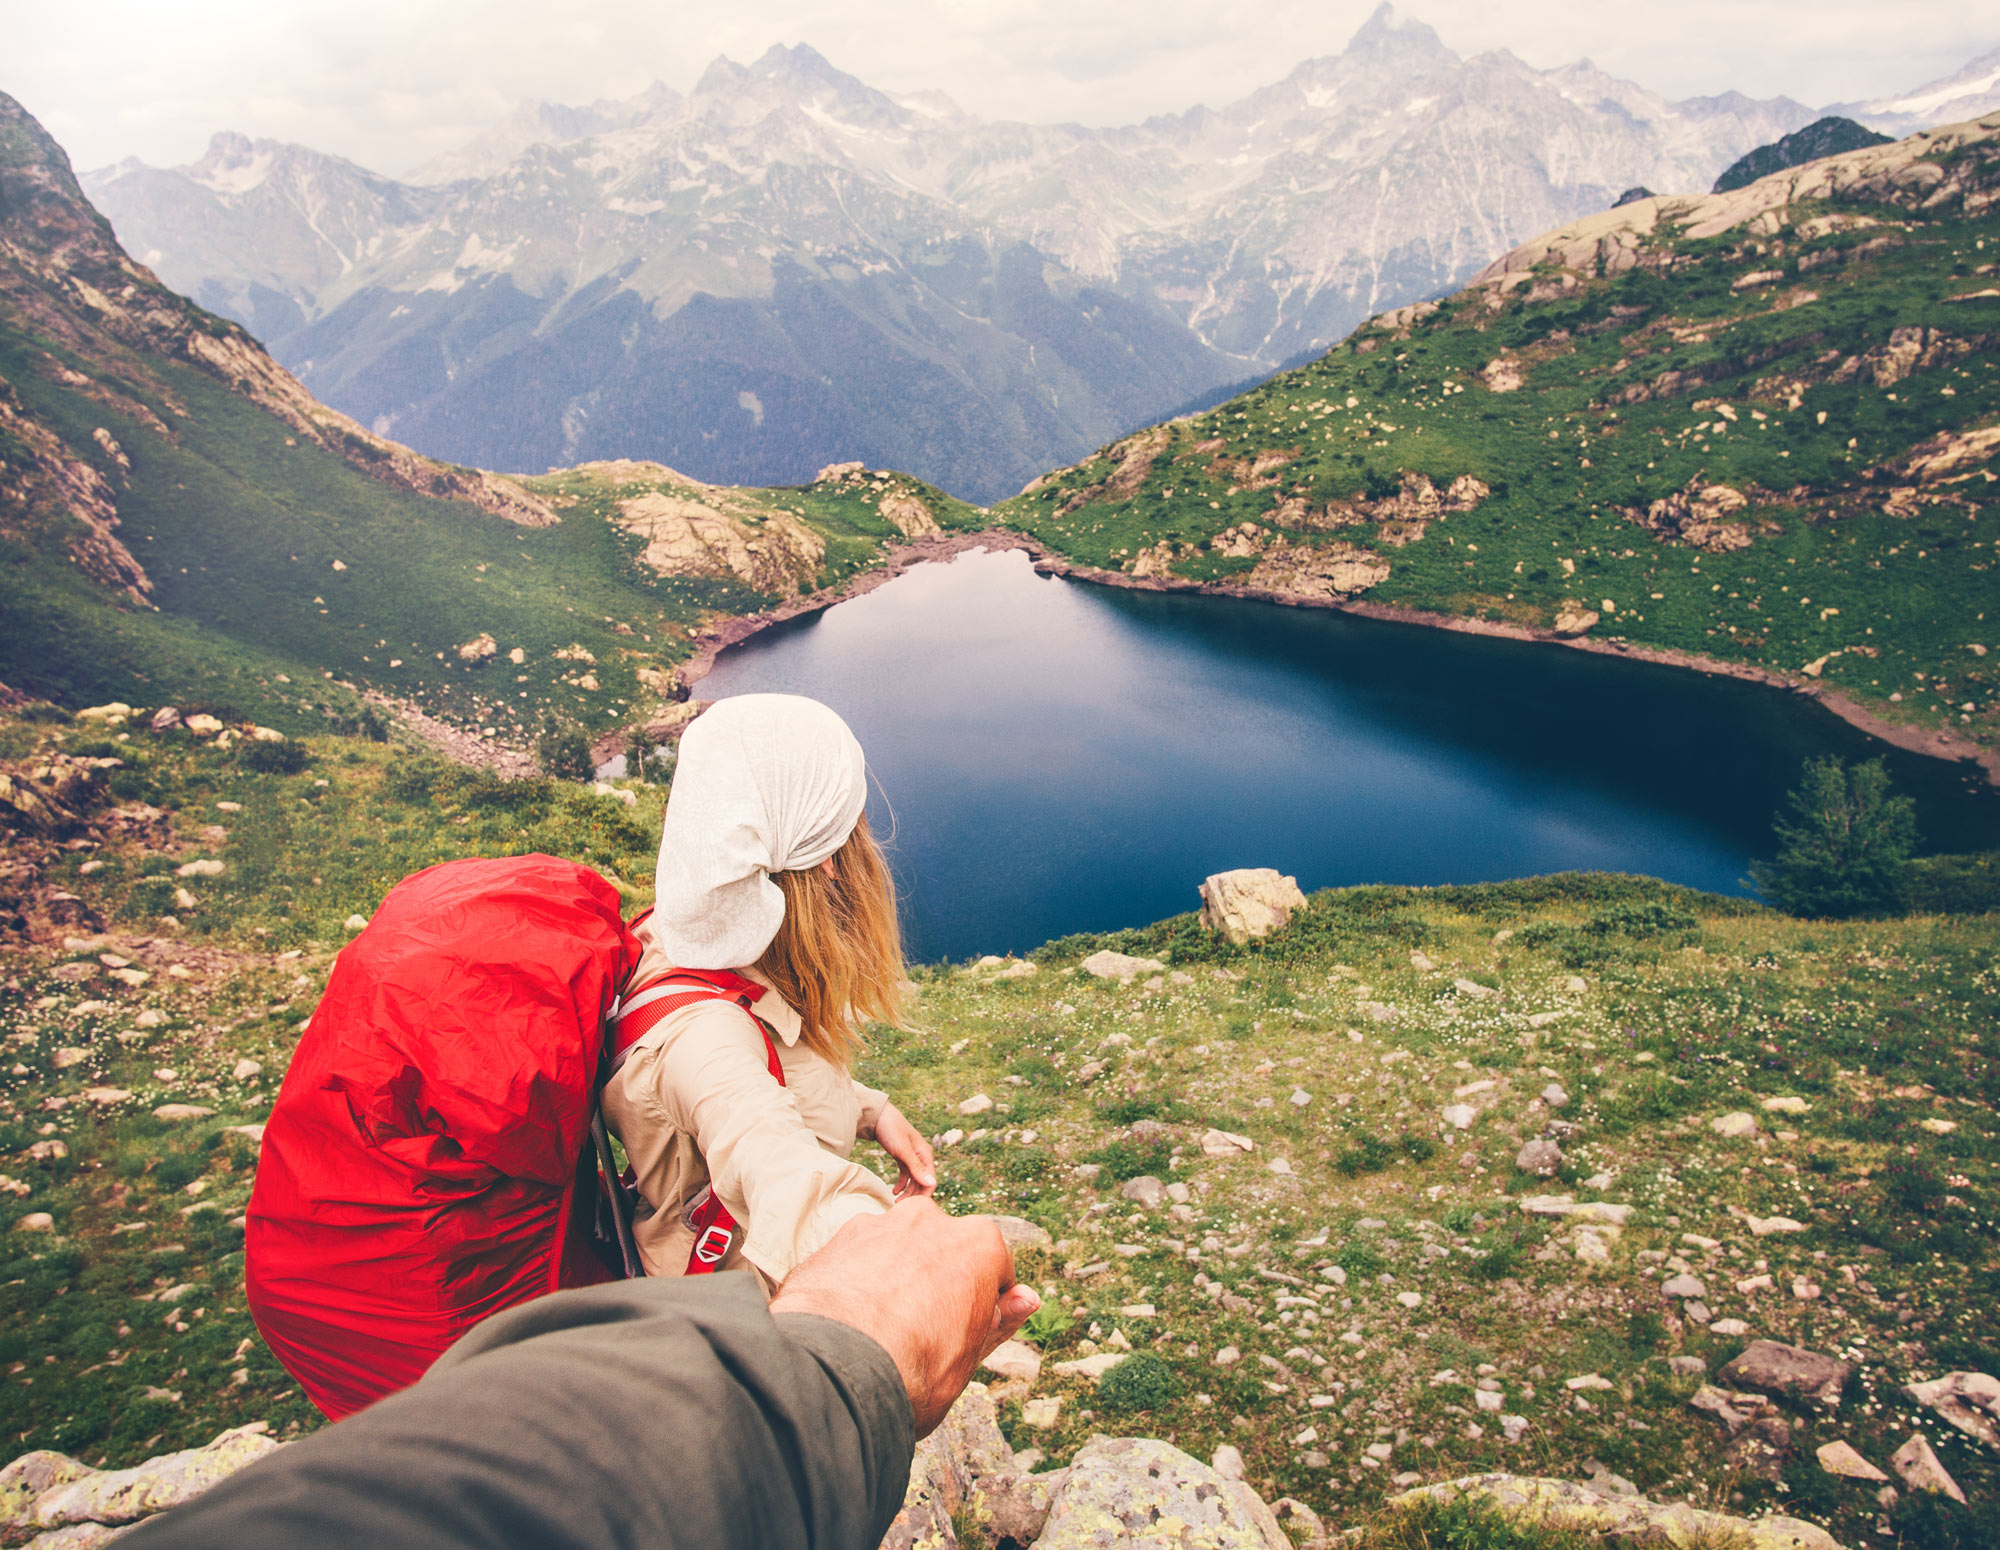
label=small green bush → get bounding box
[1337,1131,1397,1176]
[238,739,310,775]
[1896,1493,2000,1550]
[536,715,595,782]
[1752,756,1918,918]
[1081,1136,1173,1182]
[1097,1352,1178,1411]
[1583,901,1698,938]
[1908,851,2000,915]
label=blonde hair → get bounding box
[755,811,904,1066]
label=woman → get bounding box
[601,693,937,1289]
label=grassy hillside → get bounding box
[1,707,1995,1550]
[993,117,2000,766]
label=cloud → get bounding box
[11,0,1995,175]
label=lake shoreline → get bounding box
[675,528,2000,790]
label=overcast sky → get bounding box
[11,0,1996,177]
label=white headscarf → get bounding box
[651,694,868,969]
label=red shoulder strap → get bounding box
[605,965,787,1277]
[610,968,785,1083]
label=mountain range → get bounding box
[78,3,1947,504]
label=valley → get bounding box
[1,43,1999,1550]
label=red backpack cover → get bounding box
[246,855,640,1419]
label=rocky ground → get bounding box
[0,709,1996,1547]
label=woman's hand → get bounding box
[872,1102,937,1199]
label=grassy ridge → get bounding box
[994,176,2000,760]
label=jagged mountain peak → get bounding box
[1346,2,1448,56]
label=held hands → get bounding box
[770,1198,1039,1435]
[871,1101,937,1198]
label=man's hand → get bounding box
[871,1102,937,1198]
[771,1199,1038,1435]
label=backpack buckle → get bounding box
[691,1223,733,1265]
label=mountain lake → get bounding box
[696,546,2000,962]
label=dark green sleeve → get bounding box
[120,1273,914,1550]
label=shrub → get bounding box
[1081,1136,1173,1182]
[536,715,595,781]
[1896,1494,2000,1550]
[1908,851,2000,915]
[1752,756,1917,918]
[1337,1131,1397,1176]
[238,739,310,775]
[1097,1352,1178,1412]
[1583,901,1698,938]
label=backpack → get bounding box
[245,854,785,1420]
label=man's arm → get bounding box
[118,1199,1036,1550]
[120,1274,912,1550]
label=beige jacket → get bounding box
[600,921,894,1288]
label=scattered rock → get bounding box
[1736,1210,1809,1237]
[1540,1084,1569,1108]
[1201,1128,1255,1158]
[1211,1444,1245,1481]
[1668,1356,1707,1377]
[1710,1112,1759,1139]
[1441,1105,1477,1130]
[1889,1433,1966,1502]
[1389,1474,1840,1550]
[14,1213,53,1233]
[1519,1197,1632,1226]
[1036,1437,1287,1550]
[1903,1371,2000,1449]
[231,1060,262,1081]
[1760,1096,1810,1115]
[1119,1176,1167,1209]
[1080,951,1166,982]
[1661,1275,1706,1299]
[957,1094,993,1116]
[1198,868,1307,945]
[1020,1397,1062,1431]
[172,860,224,879]
[1409,951,1436,972]
[150,1105,215,1123]
[1815,1440,1888,1481]
[983,1216,1053,1254]
[1515,1139,1562,1176]
[980,1340,1043,1384]
[1050,1352,1127,1380]
[343,915,368,934]
[1718,1341,1851,1411]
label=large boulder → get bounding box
[25,1425,279,1531]
[1197,870,1306,946]
[0,1453,93,1530]
[880,1384,1061,1550]
[1033,1437,1288,1549]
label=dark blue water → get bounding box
[698,548,2000,961]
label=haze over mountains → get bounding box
[79,6,1996,502]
